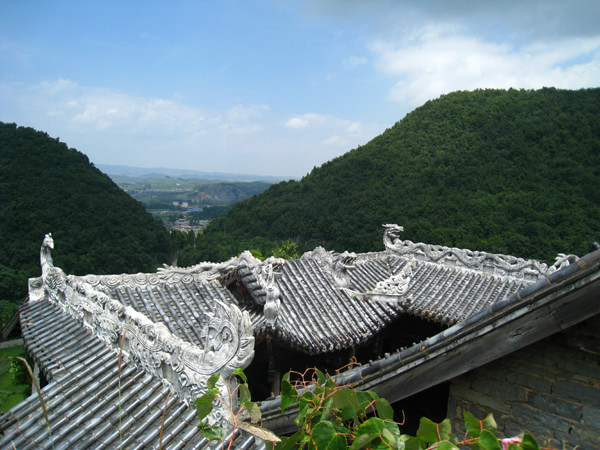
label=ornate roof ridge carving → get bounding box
[230,251,285,327]
[382,224,550,280]
[34,234,254,426]
[75,267,222,290]
[301,247,357,288]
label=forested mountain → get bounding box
[0,122,172,304]
[185,88,600,264]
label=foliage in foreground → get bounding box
[0,346,31,413]
[196,368,555,449]
[194,369,280,446]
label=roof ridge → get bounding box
[34,236,255,408]
[382,224,549,281]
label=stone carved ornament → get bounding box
[302,247,357,288]
[156,251,264,283]
[160,251,286,327]
[341,259,415,308]
[34,234,255,427]
[302,245,412,306]
[382,224,554,280]
[235,251,285,327]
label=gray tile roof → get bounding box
[77,273,241,349]
[260,248,600,434]
[61,226,548,357]
[347,254,531,323]
[0,234,262,448]
[0,297,265,449]
[227,232,549,354]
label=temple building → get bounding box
[1,225,599,448]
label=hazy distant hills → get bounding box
[97,163,290,183]
[193,88,600,263]
[0,122,173,302]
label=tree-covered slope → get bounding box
[0,122,172,303]
[193,88,600,263]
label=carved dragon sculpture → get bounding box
[383,224,405,252]
[331,251,357,288]
[40,233,67,300]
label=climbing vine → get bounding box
[196,367,555,449]
[194,368,280,447]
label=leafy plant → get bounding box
[278,367,402,449]
[194,368,280,448]
[270,240,302,259]
[402,412,550,450]
[195,367,556,450]
[278,368,552,450]
[8,355,29,386]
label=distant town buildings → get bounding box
[169,218,210,233]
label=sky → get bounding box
[1,1,599,178]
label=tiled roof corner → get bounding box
[37,234,255,405]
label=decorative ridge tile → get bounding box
[35,233,255,429]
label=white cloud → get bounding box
[12,79,208,136]
[0,78,385,177]
[226,104,269,121]
[323,135,343,145]
[369,28,600,110]
[300,0,600,115]
[3,79,277,140]
[343,55,368,68]
[285,117,310,128]
[285,113,347,129]
[284,113,382,151]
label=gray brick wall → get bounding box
[447,315,600,449]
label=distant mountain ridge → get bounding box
[190,88,600,264]
[97,163,291,183]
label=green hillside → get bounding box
[188,88,600,264]
[0,122,172,305]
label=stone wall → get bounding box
[447,315,600,449]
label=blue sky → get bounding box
[1,0,599,178]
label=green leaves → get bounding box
[197,368,545,449]
[194,370,278,444]
[280,369,405,450]
[201,425,226,441]
[332,389,361,421]
[351,417,403,449]
[243,400,261,424]
[476,430,501,450]
[312,422,347,450]
[193,386,219,423]
[281,371,299,412]
[415,417,456,447]
[464,411,497,439]
[519,434,541,450]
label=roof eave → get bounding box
[260,250,600,434]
